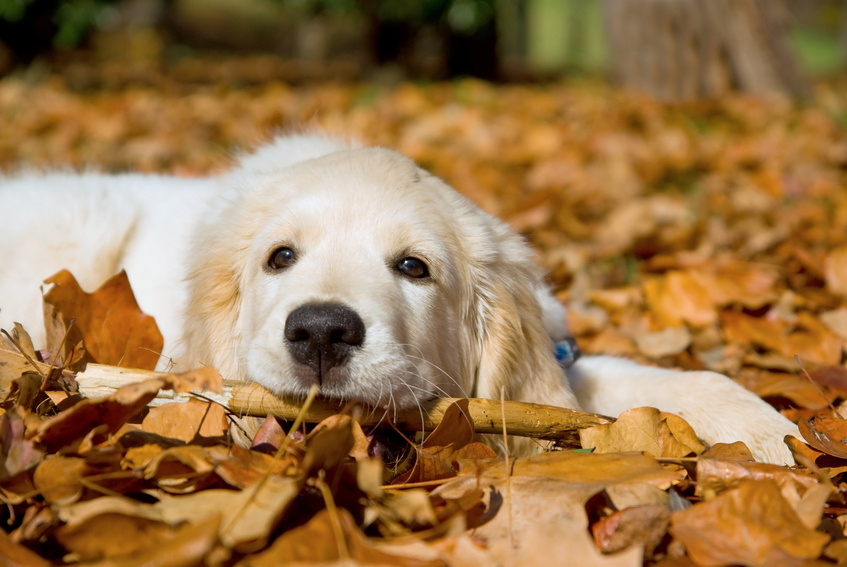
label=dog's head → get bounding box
[184,143,575,412]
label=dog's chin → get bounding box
[244,357,435,411]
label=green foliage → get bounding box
[53,0,108,48]
[0,0,113,49]
[0,0,38,22]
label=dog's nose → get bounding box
[284,302,366,380]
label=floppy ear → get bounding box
[182,207,249,381]
[469,221,580,411]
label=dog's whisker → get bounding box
[385,341,469,398]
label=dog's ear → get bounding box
[182,211,248,381]
[468,221,579,410]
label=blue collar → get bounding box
[554,337,581,368]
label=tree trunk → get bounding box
[602,0,809,101]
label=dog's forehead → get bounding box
[306,147,424,197]
[258,149,449,220]
[246,148,469,253]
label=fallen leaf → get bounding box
[580,407,705,459]
[699,442,754,462]
[592,504,670,556]
[394,399,483,484]
[0,527,50,567]
[42,270,163,369]
[506,450,687,489]
[670,480,829,567]
[55,513,175,561]
[85,515,220,567]
[155,475,299,552]
[644,271,716,328]
[824,245,847,297]
[32,376,165,451]
[33,456,88,505]
[694,458,819,500]
[238,507,444,567]
[0,409,43,479]
[820,307,847,340]
[142,445,217,493]
[635,326,692,358]
[799,417,847,459]
[142,398,228,444]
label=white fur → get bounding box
[0,134,800,464]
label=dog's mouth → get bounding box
[366,428,415,474]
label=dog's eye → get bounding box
[397,257,429,279]
[268,247,296,270]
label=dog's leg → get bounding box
[566,356,800,465]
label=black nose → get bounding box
[284,302,366,381]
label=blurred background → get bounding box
[0,0,842,96]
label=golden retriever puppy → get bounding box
[0,134,800,464]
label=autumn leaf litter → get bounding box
[4,71,847,565]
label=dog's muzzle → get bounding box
[284,302,366,383]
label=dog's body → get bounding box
[0,134,800,464]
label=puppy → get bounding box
[0,134,800,464]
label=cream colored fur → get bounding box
[0,134,799,464]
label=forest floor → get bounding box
[4,60,847,565]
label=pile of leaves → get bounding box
[1,267,843,567]
[5,64,847,564]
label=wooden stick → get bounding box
[74,363,613,440]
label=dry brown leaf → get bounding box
[154,475,299,551]
[635,326,692,358]
[84,515,220,567]
[580,407,706,459]
[394,399,489,484]
[592,504,671,556]
[0,410,43,479]
[824,245,847,297]
[54,513,175,561]
[142,445,217,493]
[42,270,163,369]
[141,398,228,444]
[799,417,847,459]
[31,376,165,451]
[505,450,687,489]
[670,480,829,567]
[0,527,50,567]
[32,456,88,505]
[644,271,716,328]
[722,311,842,366]
[215,445,289,489]
[0,325,44,401]
[583,326,639,357]
[699,441,754,462]
[302,414,356,477]
[436,473,642,567]
[739,370,829,410]
[238,507,444,567]
[820,307,847,341]
[694,458,819,500]
[251,414,285,452]
[691,263,780,310]
[376,489,439,533]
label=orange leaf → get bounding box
[142,398,228,444]
[394,399,483,484]
[799,417,847,460]
[42,270,163,369]
[670,480,829,566]
[644,271,716,328]
[241,507,443,567]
